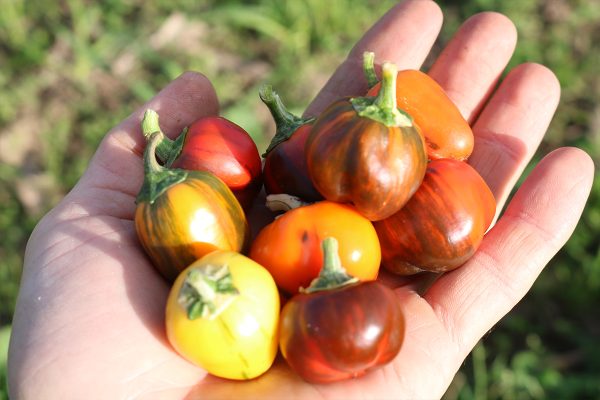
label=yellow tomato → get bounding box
[165,250,280,380]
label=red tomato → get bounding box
[279,238,404,383]
[142,110,262,210]
[374,158,496,274]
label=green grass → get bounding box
[1,0,599,398]
[0,326,10,400]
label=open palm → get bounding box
[8,1,593,399]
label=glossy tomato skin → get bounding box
[263,123,323,202]
[166,251,280,380]
[171,116,262,210]
[305,98,427,221]
[280,281,404,383]
[249,201,381,294]
[368,70,473,161]
[374,159,496,275]
[135,171,249,282]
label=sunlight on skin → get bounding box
[7,1,594,399]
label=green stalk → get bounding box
[302,237,359,294]
[141,109,187,167]
[135,131,187,204]
[350,62,412,127]
[259,84,314,156]
[177,264,240,320]
[363,51,379,88]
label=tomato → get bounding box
[374,158,496,275]
[142,109,262,209]
[364,51,474,161]
[249,200,381,294]
[260,85,323,202]
[166,250,280,380]
[135,132,249,282]
[280,238,404,383]
[305,62,427,221]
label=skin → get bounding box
[7,1,594,399]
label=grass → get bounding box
[1,0,599,397]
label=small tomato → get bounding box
[166,250,280,380]
[364,51,474,161]
[142,109,262,210]
[279,238,405,383]
[374,158,496,274]
[305,62,427,221]
[135,132,249,282]
[249,200,381,294]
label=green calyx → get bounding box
[259,84,314,157]
[177,264,240,320]
[142,109,187,167]
[301,237,359,294]
[135,131,187,204]
[350,62,412,128]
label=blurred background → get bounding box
[0,0,598,398]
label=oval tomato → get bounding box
[374,158,496,274]
[142,109,262,209]
[305,62,427,221]
[135,132,249,282]
[364,52,474,161]
[249,201,380,294]
[166,250,280,380]
[279,238,404,383]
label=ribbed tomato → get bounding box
[374,158,496,275]
[135,132,249,282]
[305,62,427,221]
[279,238,404,383]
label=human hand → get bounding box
[8,1,594,399]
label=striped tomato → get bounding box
[135,132,249,282]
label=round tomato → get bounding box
[142,109,262,210]
[165,250,280,380]
[249,200,381,294]
[135,132,249,282]
[374,158,496,274]
[279,238,405,383]
[305,62,427,221]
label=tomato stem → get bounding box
[177,265,240,320]
[259,84,314,157]
[135,132,187,204]
[350,62,412,127]
[142,109,186,167]
[363,51,379,89]
[302,237,359,294]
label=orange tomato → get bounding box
[135,132,248,282]
[249,201,381,294]
[368,69,473,161]
[135,173,249,282]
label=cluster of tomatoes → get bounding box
[134,51,496,384]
